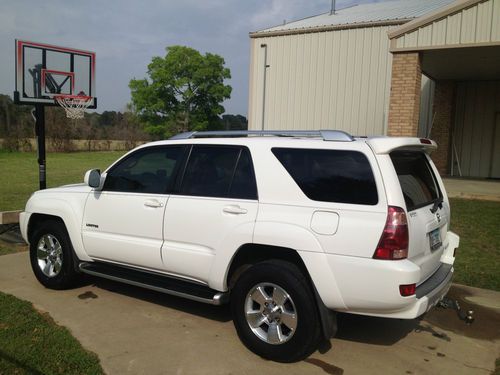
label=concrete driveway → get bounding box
[0,252,499,375]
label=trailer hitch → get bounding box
[437,297,475,324]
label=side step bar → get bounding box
[79,262,229,305]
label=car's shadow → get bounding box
[78,275,450,347]
[81,275,232,322]
[335,313,450,346]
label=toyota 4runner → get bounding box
[20,130,459,362]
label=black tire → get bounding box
[29,219,81,290]
[231,259,322,362]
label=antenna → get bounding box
[330,0,336,15]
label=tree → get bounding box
[0,94,33,151]
[220,114,248,130]
[129,46,232,138]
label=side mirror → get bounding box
[84,169,101,188]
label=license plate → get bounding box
[429,228,442,251]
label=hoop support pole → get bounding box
[34,104,46,190]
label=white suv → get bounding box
[20,130,459,362]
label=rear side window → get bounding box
[228,149,258,200]
[390,151,441,211]
[272,148,378,205]
[180,146,257,199]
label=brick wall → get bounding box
[387,52,422,137]
[430,81,455,174]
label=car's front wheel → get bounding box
[230,260,322,362]
[30,219,81,289]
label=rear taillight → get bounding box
[399,283,416,297]
[373,206,409,260]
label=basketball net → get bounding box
[54,94,93,120]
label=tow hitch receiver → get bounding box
[438,297,475,324]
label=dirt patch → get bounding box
[424,285,500,341]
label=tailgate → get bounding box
[390,150,449,283]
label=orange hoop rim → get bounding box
[53,94,93,102]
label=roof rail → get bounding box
[169,130,354,142]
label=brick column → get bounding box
[430,81,455,175]
[388,52,422,136]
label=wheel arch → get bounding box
[26,198,92,263]
[226,244,309,289]
[28,213,65,243]
[226,243,338,341]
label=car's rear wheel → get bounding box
[30,220,81,289]
[231,259,321,362]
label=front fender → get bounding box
[26,196,92,262]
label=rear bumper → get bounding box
[326,255,454,319]
[367,264,453,319]
[322,231,459,319]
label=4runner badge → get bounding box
[86,223,99,229]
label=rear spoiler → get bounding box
[365,137,437,155]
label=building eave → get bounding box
[388,0,487,39]
[249,19,413,39]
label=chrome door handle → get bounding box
[223,205,248,215]
[144,199,164,208]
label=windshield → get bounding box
[390,151,442,211]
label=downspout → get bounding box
[260,43,269,131]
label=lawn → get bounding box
[0,151,125,211]
[0,292,103,374]
[449,198,500,291]
[0,240,26,256]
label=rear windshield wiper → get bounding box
[430,196,443,213]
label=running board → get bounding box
[79,262,228,305]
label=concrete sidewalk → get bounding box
[0,252,499,375]
[443,178,500,201]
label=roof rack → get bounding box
[169,130,354,142]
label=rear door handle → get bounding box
[144,199,164,208]
[223,205,248,215]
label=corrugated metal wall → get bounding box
[395,0,500,49]
[453,80,500,177]
[248,26,394,135]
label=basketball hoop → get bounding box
[54,94,93,119]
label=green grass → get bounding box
[0,151,125,211]
[0,292,103,374]
[449,198,500,291]
[0,240,27,256]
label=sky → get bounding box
[0,0,379,116]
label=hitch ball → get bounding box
[465,310,475,325]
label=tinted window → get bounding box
[228,149,258,200]
[181,146,239,198]
[272,148,378,205]
[104,146,184,194]
[390,151,441,211]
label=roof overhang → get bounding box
[388,0,485,40]
[250,19,410,39]
[387,0,500,80]
[388,0,499,52]
[422,45,500,80]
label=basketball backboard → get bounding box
[14,40,96,108]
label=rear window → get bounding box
[272,148,378,205]
[390,151,442,211]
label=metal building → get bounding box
[248,0,500,178]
